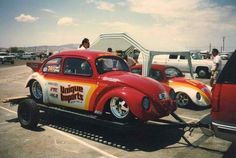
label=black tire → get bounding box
[176,92,191,108]
[197,68,208,78]
[30,80,43,103]
[11,60,14,64]
[18,99,40,129]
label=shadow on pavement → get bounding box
[180,104,211,111]
[6,112,231,155]
[6,118,46,132]
[35,112,184,152]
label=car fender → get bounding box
[95,87,145,118]
[174,86,210,106]
[25,72,48,103]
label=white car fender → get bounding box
[25,72,48,103]
[174,86,210,106]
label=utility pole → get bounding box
[222,36,225,52]
[209,43,211,53]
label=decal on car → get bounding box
[60,85,84,103]
[46,79,97,110]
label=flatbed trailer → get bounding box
[2,96,213,146]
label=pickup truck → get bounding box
[150,53,213,78]
[0,52,15,64]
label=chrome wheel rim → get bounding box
[32,81,43,100]
[176,92,189,107]
[110,97,129,119]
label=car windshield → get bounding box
[96,56,129,74]
[191,53,203,60]
[165,67,183,78]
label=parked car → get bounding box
[25,50,176,123]
[211,50,236,142]
[20,52,36,60]
[148,53,213,78]
[0,52,15,64]
[131,64,212,107]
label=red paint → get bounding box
[27,50,176,121]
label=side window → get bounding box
[180,55,187,59]
[221,54,236,83]
[64,58,92,76]
[149,69,163,81]
[165,67,182,78]
[169,55,178,59]
[42,58,61,73]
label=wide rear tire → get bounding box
[18,99,40,129]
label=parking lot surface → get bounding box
[0,63,235,158]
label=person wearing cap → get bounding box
[78,38,90,50]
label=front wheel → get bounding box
[30,80,43,103]
[176,92,190,107]
[18,99,40,129]
[109,97,132,121]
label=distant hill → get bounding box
[16,44,78,53]
[0,44,78,53]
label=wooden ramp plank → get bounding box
[1,95,30,103]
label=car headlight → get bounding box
[142,97,150,111]
[159,92,168,100]
[169,89,176,100]
[196,92,201,100]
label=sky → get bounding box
[0,0,236,51]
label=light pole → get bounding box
[222,36,225,52]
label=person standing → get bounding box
[210,48,222,86]
[77,38,90,50]
[107,47,112,52]
[123,54,136,68]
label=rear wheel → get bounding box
[18,99,40,129]
[197,68,209,78]
[176,92,190,107]
[30,80,43,103]
[109,97,132,121]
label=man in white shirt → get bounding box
[210,48,222,86]
[77,38,90,50]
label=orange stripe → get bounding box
[169,81,210,104]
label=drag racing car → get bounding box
[131,64,212,107]
[23,50,176,128]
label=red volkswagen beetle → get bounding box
[26,50,176,122]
